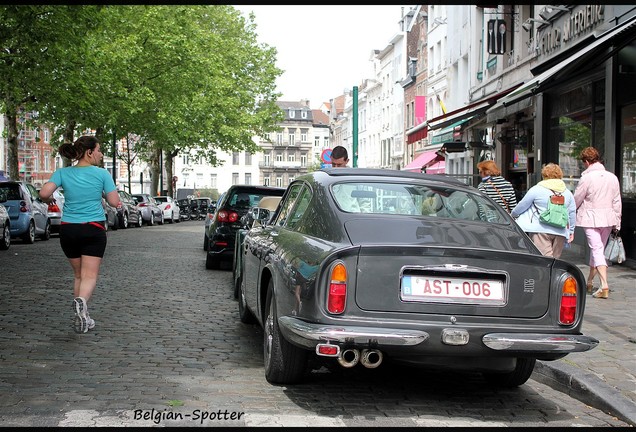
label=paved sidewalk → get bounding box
[532,249,636,426]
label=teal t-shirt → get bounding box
[50,165,117,223]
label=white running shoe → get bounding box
[73,297,90,334]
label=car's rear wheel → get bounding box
[238,276,255,324]
[483,357,536,388]
[158,213,164,225]
[136,213,143,227]
[148,212,154,226]
[40,221,51,241]
[263,281,307,384]
[205,253,220,270]
[0,225,10,250]
[22,220,36,244]
[120,213,129,229]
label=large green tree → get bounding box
[3,5,284,197]
[0,6,102,177]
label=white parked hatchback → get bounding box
[153,195,180,224]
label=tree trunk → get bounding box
[62,120,76,167]
[150,147,161,196]
[166,150,178,197]
[5,104,19,181]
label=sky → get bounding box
[234,5,408,109]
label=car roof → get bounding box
[317,167,467,186]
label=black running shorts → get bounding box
[59,222,107,259]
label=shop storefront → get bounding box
[494,5,636,262]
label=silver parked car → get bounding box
[132,193,164,226]
[0,201,11,250]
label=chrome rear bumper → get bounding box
[279,316,599,354]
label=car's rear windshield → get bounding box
[154,197,168,203]
[0,184,22,201]
[330,181,509,224]
[227,190,285,209]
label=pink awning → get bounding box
[402,150,443,172]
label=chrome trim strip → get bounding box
[482,333,599,352]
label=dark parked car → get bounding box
[205,185,285,269]
[132,193,164,226]
[0,180,50,243]
[234,168,599,386]
[116,190,143,229]
[0,201,10,250]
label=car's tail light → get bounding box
[165,204,171,210]
[559,276,577,325]
[19,200,28,212]
[327,262,347,314]
[217,209,239,223]
[138,202,147,207]
[48,202,61,212]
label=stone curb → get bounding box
[533,360,636,426]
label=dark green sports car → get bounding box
[233,168,599,387]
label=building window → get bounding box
[277,133,283,144]
[210,174,217,188]
[264,176,270,186]
[314,136,320,147]
[245,151,252,165]
[289,132,295,146]
[288,154,295,162]
[232,152,239,165]
[196,173,203,186]
[44,151,50,171]
[301,129,308,142]
[232,173,239,185]
[323,136,329,146]
[264,153,271,166]
[245,173,252,185]
[276,153,283,162]
[289,109,295,118]
[288,176,295,184]
[300,154,307,167]
[44,128,50,142]
[276,176,283,187]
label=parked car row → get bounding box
[0,179,190,250]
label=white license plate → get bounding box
[401,274,506,305]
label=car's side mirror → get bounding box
[252,207,272,227]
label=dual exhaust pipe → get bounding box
[337,348,383,369]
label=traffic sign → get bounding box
[321,149,332,164]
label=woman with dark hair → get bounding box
[574,147,622,299]
[39,135,121,333]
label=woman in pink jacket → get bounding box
[574,147,622,299]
